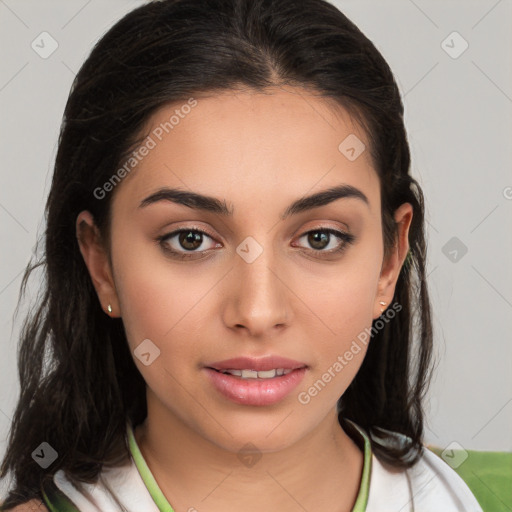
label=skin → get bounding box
[76,85,412,512]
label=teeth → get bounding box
[255,369,276,378]
[224,369,242,377]
[219,368,294,379]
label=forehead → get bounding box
[111,86,379,214]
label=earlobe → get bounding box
[75,211,120,317]
[373,203,413,319]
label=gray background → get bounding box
[1,0,511,496]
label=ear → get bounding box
[373,202,413,319]
[76,210,120,317]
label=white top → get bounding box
[41,421,483,512]
[366,447,483,511]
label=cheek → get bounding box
[304,256,382,340]
[112,239,216,361]
[115,264,173,345]
[297,237,383,389]
[296,276,376,408]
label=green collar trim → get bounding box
[127,420,371,512]
[41,478,80,512]
[345,420,372,512]
[127,422,176,512]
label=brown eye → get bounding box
[178,230,204,251]
[307,231,330,250]
[295,228,355,256]
[157,227,219,259]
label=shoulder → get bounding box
[366,445,483,511]
[48,463,161,511]
[408,447,483,509]
[4,500,49,512]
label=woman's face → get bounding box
[78,86,411,453]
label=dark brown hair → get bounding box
[1,0,434,507]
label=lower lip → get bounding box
[203,367,307,406]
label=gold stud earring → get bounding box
[107,304,112,314]
[379,301,386,313]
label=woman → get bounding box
[0,0,482,510]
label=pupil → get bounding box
[180,231,202,250]
[309,231,328,249]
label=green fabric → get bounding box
[41,479,80,512]
[127,424,175,512]
[348,421,372,512]
[427,446,512,512]
[127,421,373,512]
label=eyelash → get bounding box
[156,226,355,260]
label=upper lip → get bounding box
[205,356,307,372]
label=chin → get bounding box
[204,414,309,454]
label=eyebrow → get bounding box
[138,184,369,220]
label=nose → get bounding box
[221,238,291,338]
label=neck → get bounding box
[134,402,364,512]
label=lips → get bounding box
[203,355,308,406]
